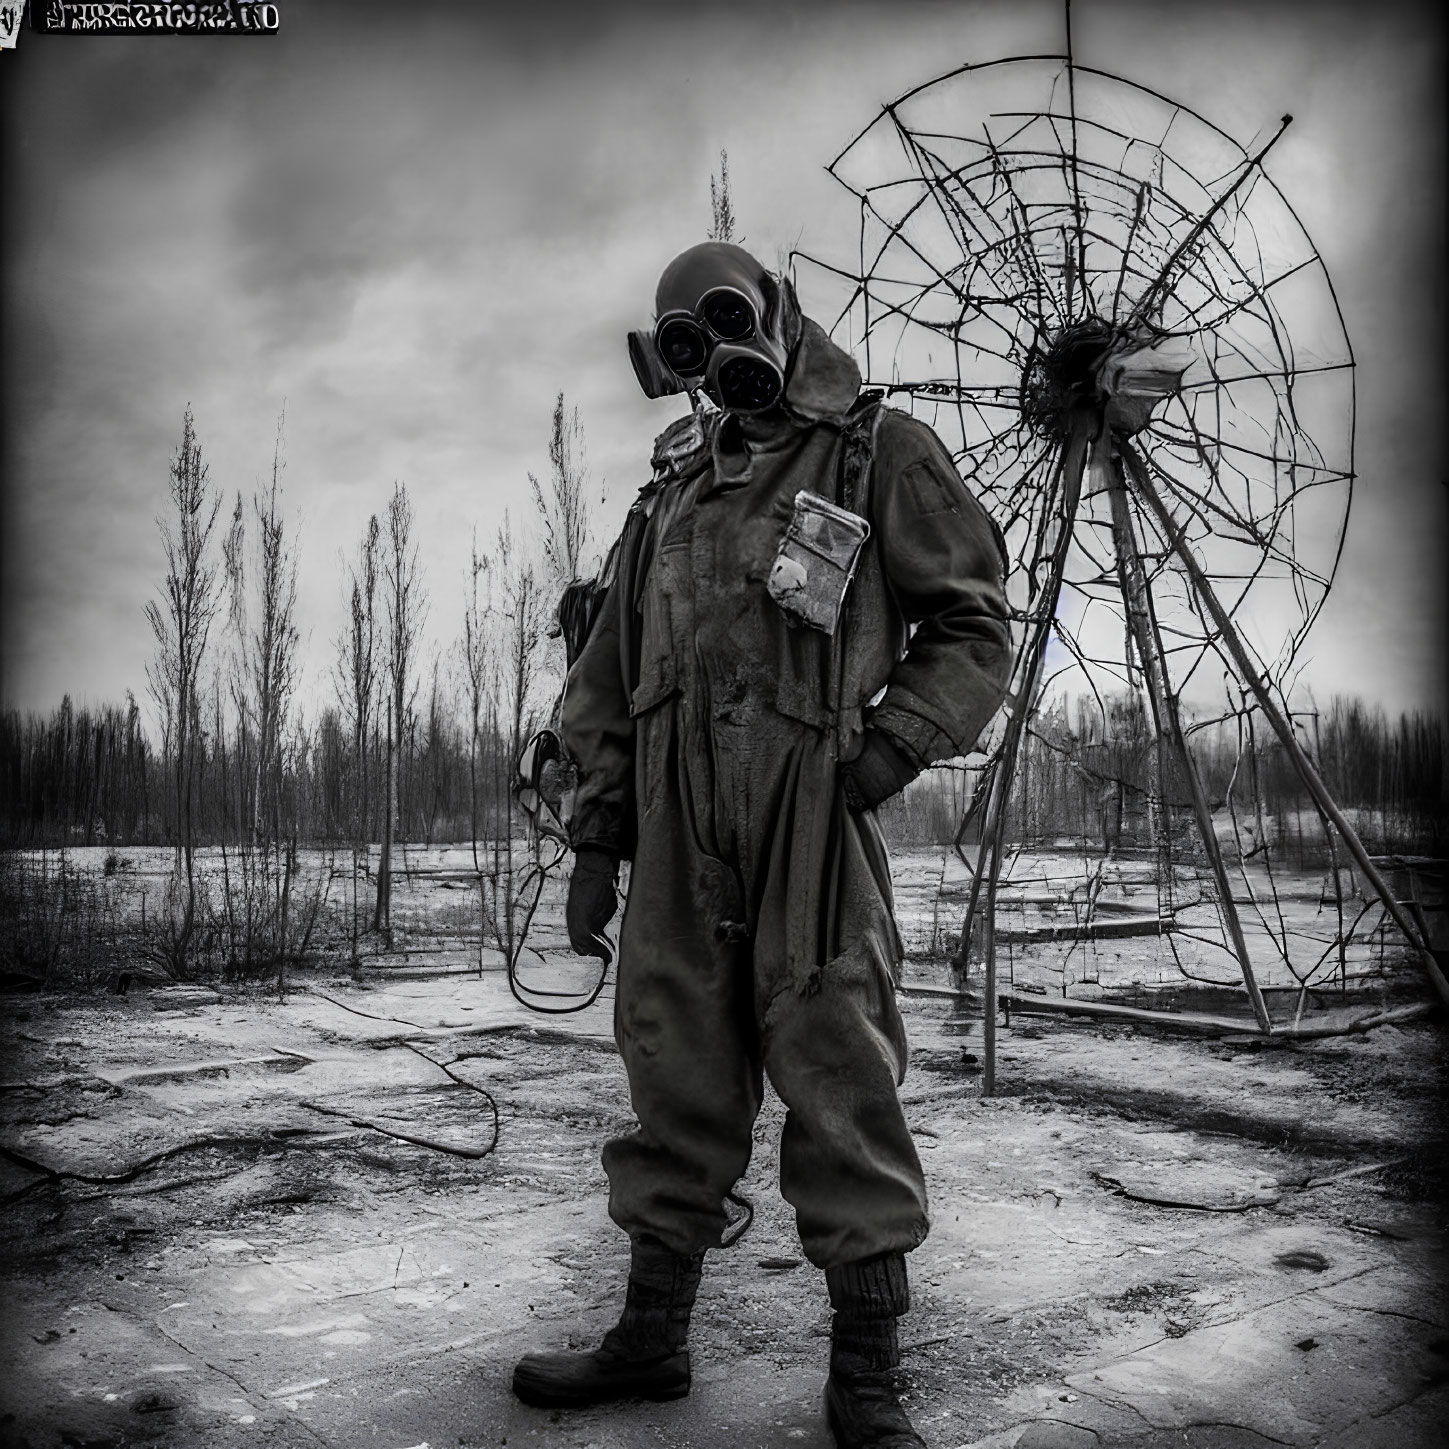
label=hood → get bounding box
[781,315,863,424]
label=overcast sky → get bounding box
[2,0,1444,729]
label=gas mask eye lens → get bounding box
[656,317,708,376]
[700,289,755,341]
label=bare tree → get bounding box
[333,514,381,962]
[530,393,594,590]
[709,149,737,242]
[460,531,489,971]
[373,482,427,944]
[530,392,600,701]
[224,410,301,847]
[496,524,545,827]
[144,404,222,976]
[217,410,303,988]
[492,516,547,967]
[462,515,548,971]
[336,521,381,781]
[419,651,448,846]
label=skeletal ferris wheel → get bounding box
[795,9,1447,1050]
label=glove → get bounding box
[566,846,619,957]
[840,730,920,813]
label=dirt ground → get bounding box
[1,851,1445,1449]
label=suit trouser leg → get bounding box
[764,938,930,1271]
[602,764,761,1258]
[605,909,930,1272]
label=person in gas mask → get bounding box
[512,242,1011,1449]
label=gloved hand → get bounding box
[566,846,619,957]
[840,730,920,813]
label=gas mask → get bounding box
[628,242,801,413]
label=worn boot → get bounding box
[824,1252,927,1449]
[512,1236,704,1409]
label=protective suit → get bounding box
[514,242,1011,1449]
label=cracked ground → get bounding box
[0,920,1444,1448]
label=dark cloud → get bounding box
[1,0,1444,718]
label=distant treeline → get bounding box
[883,693,1446,860]
[4,691,1443,860]
[0,687,504,850]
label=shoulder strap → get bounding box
[839,393,886,518]
[649,408,714,487]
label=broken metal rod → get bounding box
[1127,113,1293,328]
[1001,991,1255,1033]
[998,991,1435,1038]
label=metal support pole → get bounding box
[964,422,1092,1093]
[982,795,1006,1097]
[1103,442,1273,1033]
[1120,441,1449,1009]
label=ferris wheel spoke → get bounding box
[889,120,1012,285]
[1150,425,1347,479]
[1127,115,1294,327]
[856,182,980,314]
[1140,439,1282,552]
[794,250,874,338]
[1109,182,1151,323]
[979,131,1071,329]
[1062,1,1091,320]
[1177,359,1353,392]
[1138,446,1319,676]
[1133,442,1294,621]
[956,422,1090,1042]
[1164,251,1321,343]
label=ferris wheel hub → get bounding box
[1021,320,1194,442]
